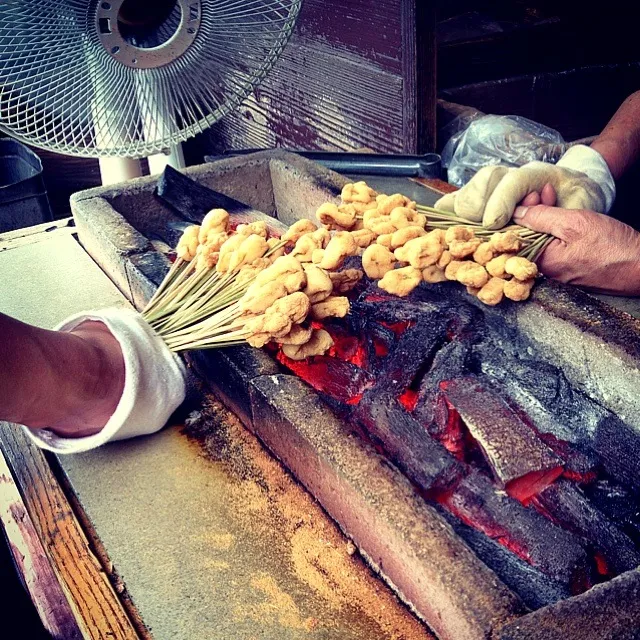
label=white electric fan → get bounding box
[0,0,301,184]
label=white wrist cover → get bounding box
[23,308,187,454]
[557,144,616,213]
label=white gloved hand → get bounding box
[24,308,187,454]
[434,144,616,229]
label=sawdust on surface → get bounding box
[233,573,319,632]
[184,395,433,640]
[196,531,236,550]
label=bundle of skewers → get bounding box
[143,180,550,356]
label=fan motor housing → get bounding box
[95,0,202,69]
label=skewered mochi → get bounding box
[485,253,516,279]
[255,255,306,293]
[198,209,229,243]
[422,265,447,283]
[310,296,350,320]
[504,278,535,301]
[341,181,377,204]
[455,262,490,288]
[473,242,495,265]
[282,219,318,244]
[378,266,422,297]
[477,277,505,306]
[376,233,393,248]
[489,231,523,253]
[291,233,322,262]
[227,235,268,272]
[240,281,288,314]
[395,233,444,268]
[237,221,268,238]
[505,256,538,281]
[177,225,200,261]
[390,207,426,229]
[302,264,333,303]
[390,226,426,248]
[449,237,482,259]
[316,202,357,230]
[266,237,285,259]
[351,228,376,248]
[362,245,396,279]
[320,232,358,270]
[329,269,363,293]
[195,242,220,271]
[366,216,398,236]
[216,234,245,272]
[444,260,467,281]
[282,329,334,361]
[437,250,452,268]
[376,193,416,215]
[268,292,311,324]
[275,324,313,346]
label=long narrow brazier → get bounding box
[72,151,640,640]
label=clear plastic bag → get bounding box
[442,114,567,187]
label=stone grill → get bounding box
[71,151,640,640]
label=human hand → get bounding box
[434,145,616,229]
[513,205,640,295]
[25,308,187,454]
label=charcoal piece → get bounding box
[371,317,447,395]
[351,298,430,323]
[442,377,563,503]
[156,165,252,222]
[585,479,640,524]
[592,414,640,492]
[443,471,590,588]
[428,391,467,461]
[534,480,640,576]
[414,341,471,424]
[354,391,465,495]
[476,354,616,486]
[436,506,571,610]
[276,353,374,405]
[495,567,640,640]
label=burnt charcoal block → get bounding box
[442,378,563,502]
[156,165,253,222]
[495,567,640,640]
[276,353,374,405]
[354,391,466,495]
[371,317,448,395]
[437,507,571,611]
[442,471,590,589]
[414,341,471,425]
[534,480,640,576]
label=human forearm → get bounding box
[0,313,124,436]
[591,91,640,181]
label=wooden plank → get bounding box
[0,424,142,640]
[402,1,437,153]
[199,0,429,155]
[0,449,83,640]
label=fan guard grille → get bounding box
[0,0,301,158]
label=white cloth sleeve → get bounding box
[557,144,616,213]
[23,308,187,454]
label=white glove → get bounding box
[24,308,187,454]
[435,144,616,229]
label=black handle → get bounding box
[206,150,442,179]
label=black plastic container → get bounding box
[0,138,52,233]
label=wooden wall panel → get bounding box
[196,0,436,156]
